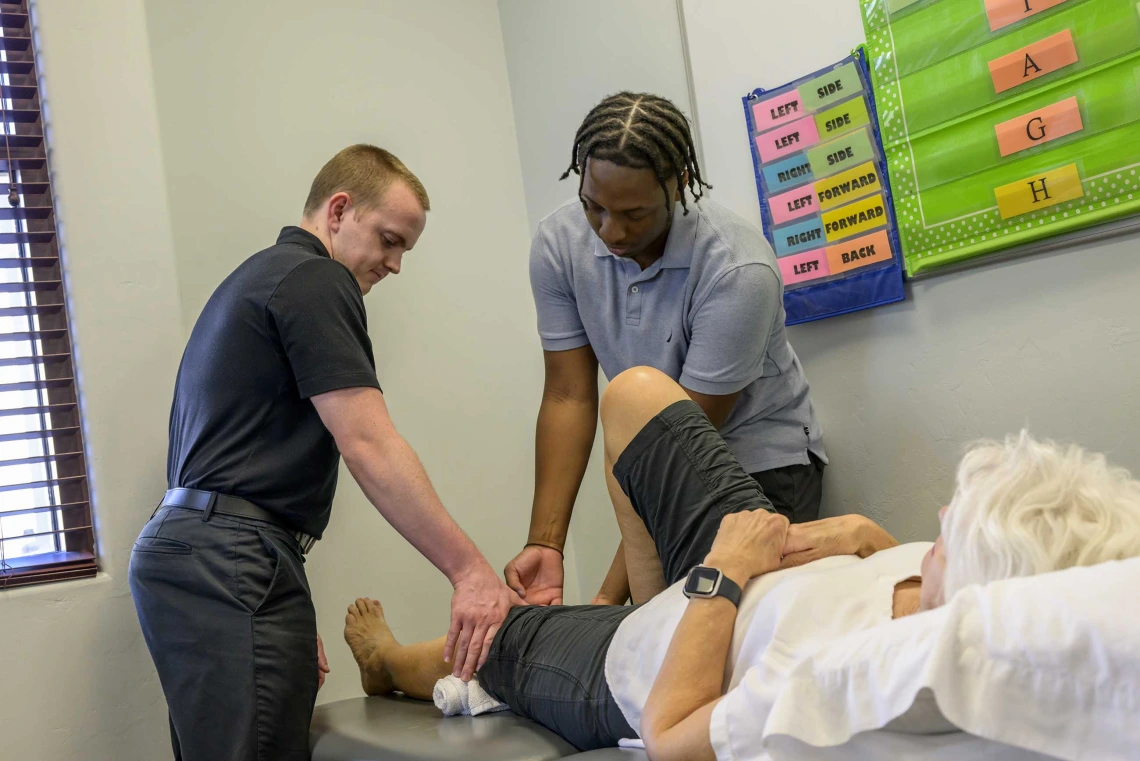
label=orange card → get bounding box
[825,229,892,275]
[988,30,1079,94]
[995,96,1083,157]
[985,0,1070,32]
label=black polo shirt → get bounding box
[166,227,381,538]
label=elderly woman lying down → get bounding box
[342,368,1140,760]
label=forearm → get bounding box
[594,540,630,605]
[642,510,788,760]
[641,571,743,761]
[343,434,488,584]
[643,556,751,759]
[529,394,597,549]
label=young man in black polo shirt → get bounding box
[129,145,514,761]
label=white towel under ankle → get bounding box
[432,675,508,716]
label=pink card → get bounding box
[752,89,805,133]
[778,249,830,285]
[756,116,820,164]
[768,185,818,225]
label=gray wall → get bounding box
[789,239,1140,541]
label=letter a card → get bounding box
[744,51,905,325]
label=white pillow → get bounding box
[758,557,1140,761]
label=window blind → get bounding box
[0,0,95,589]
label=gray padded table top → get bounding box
[568,750,648,759]
[310,696,577,761]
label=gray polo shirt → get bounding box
[530,197,825,473]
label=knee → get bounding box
[600,367,673,426]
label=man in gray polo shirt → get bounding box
[505,93,827,607]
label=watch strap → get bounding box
[716,573,743,607]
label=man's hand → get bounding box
[779,515,899,569]
[445,562,517,681]
[704,509,790,583]
[317,632,330,691]
[504,545,564,605]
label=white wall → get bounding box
[497,0,695,600]
[680,0,1140,539]
[0,1,185,759]
[142,0,541,705]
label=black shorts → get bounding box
[613,399,785,585]
[480,400,806,749]
[478,605,637,751]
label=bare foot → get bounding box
[344,598,400,696]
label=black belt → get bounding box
[159,488,317,555]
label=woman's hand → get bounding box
[779,515,898,569]
[703,509,790,584]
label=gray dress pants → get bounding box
[129,505,317,761]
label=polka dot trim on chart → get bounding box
[858,2,1140,267]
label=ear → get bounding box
[326,192,351,235]
[676,169,690,202]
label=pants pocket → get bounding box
[229,528,283,615]
[133,536,193,555]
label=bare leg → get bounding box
[344,598,451,700]
[600,367,692,604]
[604,456,666,603]
[591,539,632,605]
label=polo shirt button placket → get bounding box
[627,282,643,325]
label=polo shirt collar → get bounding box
[659,202,699,269]
[591,202,698,270]
[277,226,332,259]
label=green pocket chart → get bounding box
[863,0,1140,275]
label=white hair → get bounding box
[942,431,1140,601]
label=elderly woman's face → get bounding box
[919,506,949,611]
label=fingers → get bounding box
[504,561,526,598]
[317,633,330,672]
[451,621,475,678]
[458,622,487,681]
[443,616,460,665]
[477,623,500,671]
[507,588,526,607]
[779,549,821,569]
[781,524,815,555]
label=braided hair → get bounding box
[560,92,711,216]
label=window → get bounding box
[0,0,94,588]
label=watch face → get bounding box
[686,566,721,597]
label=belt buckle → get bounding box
[294,531,317,555]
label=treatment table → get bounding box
[310,696,646,761]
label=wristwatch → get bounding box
[683,565,743,607]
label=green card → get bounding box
[807,128,877,177]
[814,98,871,141]
[801,63,864,112]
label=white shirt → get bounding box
[604,542,933,747]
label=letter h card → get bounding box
[744,50,905,325]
